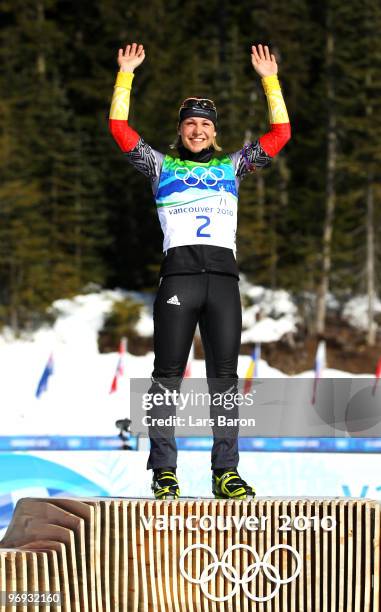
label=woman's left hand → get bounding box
[251,44,278,77]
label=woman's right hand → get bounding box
[118,43,145,73]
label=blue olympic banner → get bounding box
[1,449,381,538]
[1,436,381,452]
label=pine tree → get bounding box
[237,0,312,289]
[332,0,381,343]
[0,0,109,330]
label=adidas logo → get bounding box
[167,295,181,306]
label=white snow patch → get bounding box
[343,295,381,331]
[240,277,299,343]
[135,308,154,337]
[0,284,376,436]
[241,316,297,344]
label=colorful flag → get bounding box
[109,338,127,394]
[35,353,54,398]
[372,357,381,396]
[311,340,326,404]
[244,343,261,394]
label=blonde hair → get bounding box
[170,134,222,152]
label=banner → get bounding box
[1,450,381,537]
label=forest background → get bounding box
[0,0,380,365]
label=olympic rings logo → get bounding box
[179,543,301,603]
[174,166,225,187]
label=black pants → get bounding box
[146,273,242,471]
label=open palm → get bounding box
[251,44,278,77]
[118,43,145,72]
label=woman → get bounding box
[109,43,290,500]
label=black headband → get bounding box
[179,105,217,127]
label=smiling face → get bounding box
[179,117,217,153]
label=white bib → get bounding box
[155,156,238,252]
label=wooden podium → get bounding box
[0,497,380,611]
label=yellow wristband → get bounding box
[261,75,289,124]
[110,72,134,120]
[261,75,281,94]
[115,71,134,89]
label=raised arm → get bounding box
[109,43,145,152]
[109,44,164,182]
[235,44,291,176]
[252,44,291,157]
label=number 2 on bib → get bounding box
[196,215,211,238]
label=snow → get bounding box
[49,292,123,351]
[240,279,298,318]
[0,282,377,437]
[239,278,299,343]
[135,308,154,337]
[241,315,296,343]
[343,295,381,331]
